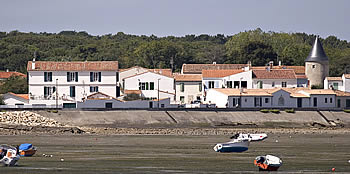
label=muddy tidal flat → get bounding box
[1,133,350,174]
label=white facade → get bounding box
[1,93,29,106]
[222,71,253,89]
[175,81,202,104]
[206,88,337,109]
[343,75,350,92]
[77,98,176,109]
[252,79,297,89]
[123,71,175,101]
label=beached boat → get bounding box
[0,144,20,166]
[231,133,268,141]
[254,155,282,171]
[19,144,37,157]
[213,138,250,153]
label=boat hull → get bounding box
[213,140,249,153]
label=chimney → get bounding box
[269,61,273,69]
[32,58,36,70]
[213,62,216,65]
[247,61,252,67]
[278,60,281,66]
[6,69,9,72]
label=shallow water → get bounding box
[1,133,350,173]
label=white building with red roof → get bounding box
[27,60,119,108]
[252,69,299,89]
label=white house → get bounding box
[1,92,30,108]
[76,92,176,109]
[123,70,175,101]
[181,63,248,74]
[174,74,202,104]
[27,60,119,108]
[252,69,298,89]
[324,74,350,92]
[206,88,337,109]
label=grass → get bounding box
[269,109,280,114]
[344,109,350,113]
[285,109,295,113]
[260,109,269,113]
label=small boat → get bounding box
[231,133,268,141]
[0,144,20,166]
[19,144,37,157]
[213,138,250,153]
[254,155,282,171]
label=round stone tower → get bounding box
[305,36,329,88]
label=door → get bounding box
[313,97,318,107]
[297,98,302,108]
[105,103,112,108]
[346,99,350,108]
[149,101,153,108]
[116,86,120,97]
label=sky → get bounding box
[1,0,349,41]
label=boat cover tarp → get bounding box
[19,144,33,150]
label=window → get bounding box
[234,81,239,88]
[312,64,316,69]
[180,96,185,103]
[180,83,184,92]
[272,81,275,87]
[196,96,201,101]
[241,81,247,88]
[90,86,99,92]
[265,98,269,103]
[254,97,262,107]
[199,83,202,92]
[161,104,165,108]
[333,83,338,90]
[257,81,263,89]
[67,72,78,82]
[226,81,233,88]
[325,98,328,103]
[44,86,56,98]
[282,82,287,88]
[139,82,154,90]
[233,98,236,106]
[44,72,52,82]
[116,72,119,82]
[330,98,333,103]
[208,81,215,89]
[313,97,318,107]
[90,72,101,82]
[150,82,154,90]
[337,99,341,108]
[70,86,76,97]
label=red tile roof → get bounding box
[174,74,202,81]
[334,90,350,97]
[27,61,119,71]
[0,72,26,79]
[202,70,244,78]
[148,69,173,77]
[124,90,142,95]
[296,75,308,79]
[8,92,29,100]
[253,69,296,79]
[326,77,342,81]
[252,66,305,75]
[182,64,247,74]
[344,74,350,79]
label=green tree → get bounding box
[0,76,28,94]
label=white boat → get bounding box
[231,133,268,141]
[213,138,250,153]
[0,145,20,166]
[254,155,282,171]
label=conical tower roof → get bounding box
[305,36,328,62]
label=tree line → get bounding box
[0,28,350,76]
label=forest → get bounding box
[0,28,350,77]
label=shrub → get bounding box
[344,109,350,113]
[51,110,58,113]
[270,109,280,114]
[260,109,269,113]
[285,109,295,113]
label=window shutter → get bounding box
[75,72,78,82]
[67,72,70,82]
[49,72,52,82]
[44,87,48,97]
[90,86,93,92]
[199,83,202,92]
[215,81,219,88]
[98,72,101,82]
[44,72,47,82]
[90,72,93,82]
[96,86,99,92]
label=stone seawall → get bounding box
[34,110,350,128]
